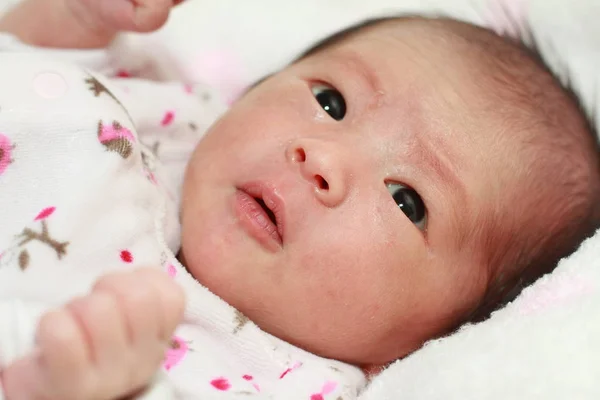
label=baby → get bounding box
[1,0,600,399]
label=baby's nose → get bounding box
[285,138,348,208]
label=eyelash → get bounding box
[310,82,347,121]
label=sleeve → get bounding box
[0,299,46,368]
[0,30,226,206]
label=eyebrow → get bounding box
[244,46,383,99]
[329,50,384,95]
[413,131,468,205]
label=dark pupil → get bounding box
[316,89,346,121]
[393,188,425,223]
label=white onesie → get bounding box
[0,40,366,399]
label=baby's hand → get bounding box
[65,0,183,36]
[2,268,185,400]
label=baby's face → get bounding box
[181,21,511,364]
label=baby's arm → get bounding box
[0,0,179,49]
[0,269,185,400]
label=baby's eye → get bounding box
[386,183,427,230]
[311,84,346,121]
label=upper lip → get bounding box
[238,182,286,243]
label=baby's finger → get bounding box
[93,270,180,391]
[93,271,161,346]
[36,309,93,398]
[130,268,186,340]
[66,293,131,396]
[3,309,90,400]
[112,0,173,33]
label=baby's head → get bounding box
[180,16,600,365]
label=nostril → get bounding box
[315,175,329,190]
[294,148,306,162]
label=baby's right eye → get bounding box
[311,84,346,121]
[386,183,427,230]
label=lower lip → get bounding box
[233,190,282,252]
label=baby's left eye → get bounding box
[386,183,427,230]
[311,84,346,121]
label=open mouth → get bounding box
[233,183,285,251]
[255,197,277,227]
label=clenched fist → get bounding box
[2,268,185,400]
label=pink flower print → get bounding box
[115,69,132,78]
[144,167,158,185]
[210,377,231,391]
[97,121,136,159]
[163,336,190,371]
[34,207,56,221]
[161,111,176,127]
[279,361,303,379]
[0,133,15,175]
[242,375,261,392]
[120,250,133,263]
[310,381,338,400]
[167,264,177,278]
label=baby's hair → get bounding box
[294,16,600,323]
[425,18,600,321]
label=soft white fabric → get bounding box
[0,52,364,399]
[82,0,599,399]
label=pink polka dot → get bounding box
[163,336,189,371]
[310,395,324,400]
[120,250,133,263]
[211,378,231,391]
[33,72,67,99]
[242,375,253,381]
[116,69,131,78]
[0,134,14,176]
[321,381,337,395]
[161,111,175,126]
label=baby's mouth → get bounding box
[255,197,278,228]
[234,183,285,251]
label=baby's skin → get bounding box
[0,3,186,399]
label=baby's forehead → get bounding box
[296,16,471,63]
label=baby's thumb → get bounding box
[100,0,173,33]
[128,0,173,33]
